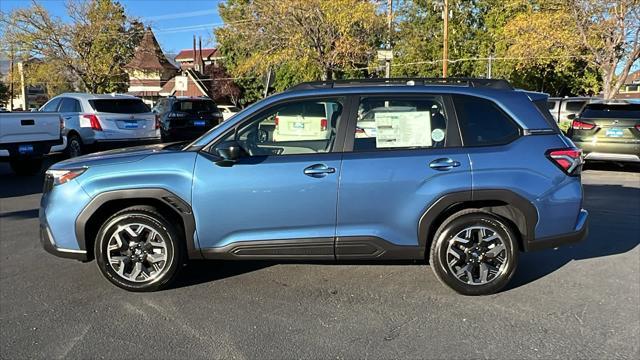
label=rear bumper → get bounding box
[573,140,640,162]
[39,211,88,261]
[0,137,64,159]
[525,209,589,251]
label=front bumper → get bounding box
[525,209,589,251]
[40,218,88,261]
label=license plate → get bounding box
[18,144,34,154]
[293,122,305,129]
[605,128,624,137]
[194,120,206,127]
[123,121,138,129]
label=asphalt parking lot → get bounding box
[1,160,639,359]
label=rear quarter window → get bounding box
[89,99,149,114]
[453,95,520,146]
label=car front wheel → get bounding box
[94,206,183,292]
[429,210,519,295]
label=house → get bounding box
[124,28,179,106]
[174,37,223,70]
[616,70,640,100]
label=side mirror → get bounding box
[215,140,245,162]
[567,113,576,120]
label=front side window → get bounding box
[221,98,344,156]
[453,95,520,146]
[353,96,449,152]
[59,98,81,113]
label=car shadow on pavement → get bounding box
[509,183,640,290]
[172,260,275,289]
[0,156,60,199]
[0,209,39,219]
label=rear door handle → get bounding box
[304,164,336,178]
[429,158,461,171]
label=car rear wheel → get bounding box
[65,134,83,158]
[429,210,519,295]
[94,206,183,292]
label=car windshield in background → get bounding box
[581,104,640,119]
[174,101,218,113]
[89,99,149,114]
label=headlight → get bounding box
[46,168,87,186]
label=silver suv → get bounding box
[40,93,160,157]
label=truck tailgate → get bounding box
[0,113,61,144]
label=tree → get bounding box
[497,0,638,98]
[216,0,384,85]
[1,0,144,94]
[205,64,242,106]
[569,0,640,99]
[0,80,9,107]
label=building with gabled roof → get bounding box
[125,28,178,105]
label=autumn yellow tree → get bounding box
[217,0,384,82]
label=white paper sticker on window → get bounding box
[375,111,432,148]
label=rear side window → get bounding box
[453,95,520,146]
[353,96,449,152]
[59,98,81,112]
[580,103,640,119]
[89,99,149,114]
[173,100,218,113]
[42,98,62,112]
[564,101,586,113]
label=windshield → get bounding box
[580,103,640,119]
[89,99,150,114]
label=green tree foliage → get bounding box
[1,0,144,94]
[215,0,384,102]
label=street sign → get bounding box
[377,49,394,61]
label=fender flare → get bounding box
[74,188,201,259]
[417,189,538,252]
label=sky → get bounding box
[0,0,223,54]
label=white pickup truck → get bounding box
[0,112,64,175]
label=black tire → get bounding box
[9,159,43,176]
[64,134,83,158]
[429,209,519,296]
[94,206,184,292]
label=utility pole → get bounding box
[442,0,449,78]
[19,62,27,110]
[385,0,393,78]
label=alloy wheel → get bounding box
[445,226,508,285]
[106,223,169,283]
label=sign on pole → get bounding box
[175,76,188,92]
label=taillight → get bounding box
[155,114,160,129]
[274,116,279,127]
[572,119,595,130]
[355,127,365,134]
[320,118,328,131]
[635,124,640,131]
[82,114,102,131]
[547,148,583,175]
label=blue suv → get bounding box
[40,79,588,295]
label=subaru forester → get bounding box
[40,78,588,295]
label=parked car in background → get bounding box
[0,111,63,174]
[40,78,587,295]
[217,104,241,121]
[568,101,640,163]
[152,96,223,142]
[40,93,160,157]
[548,97,592,133]
[273,101,339,141]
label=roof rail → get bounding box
[287,78,513,91]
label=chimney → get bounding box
[198,36,204,73]
[192,35,197,71]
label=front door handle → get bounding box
[429,158,461,171]
[304,164,336,178]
